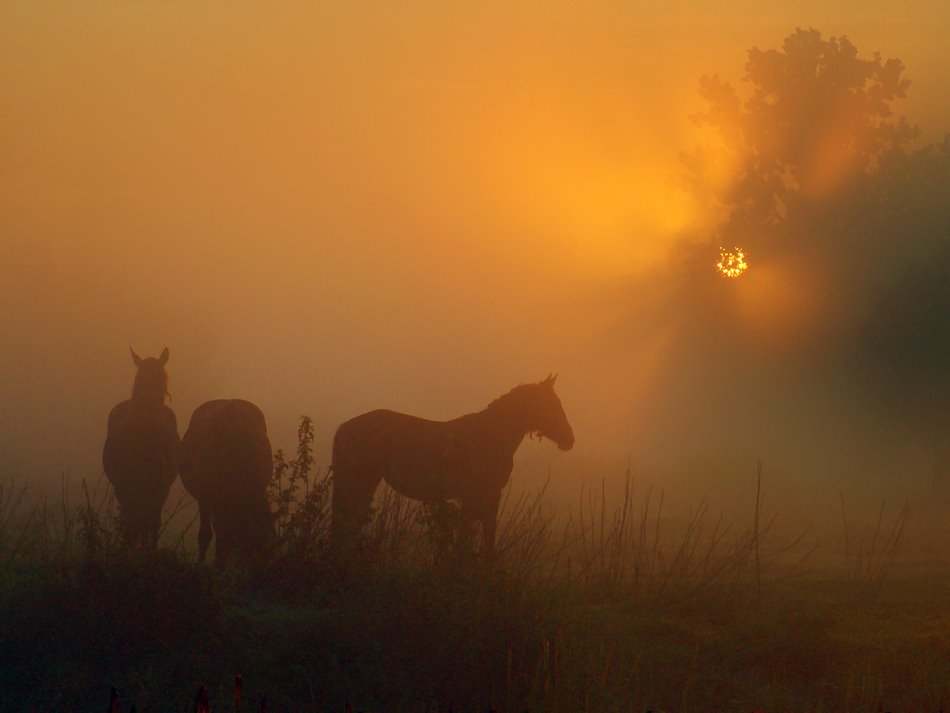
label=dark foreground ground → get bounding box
[1,540,947,713]
[2,436,947,712]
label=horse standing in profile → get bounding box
[331,374,574,557]
[179,399,275,564]
[102,347,181,549]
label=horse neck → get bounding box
[130,378,166,410]
[479,396,535,452]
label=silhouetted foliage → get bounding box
[857,136,950,446]
[838,134,950,490]
[268,415,333,577]
[684,27,918,246]
[680,29,950,500]
[416,498,470,570]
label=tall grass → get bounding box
[263,420,800,611]
[0,422,946,712]
[839,494,911,599]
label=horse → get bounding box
[179,399,275,564]
[102,347,180,549]
[331,374,574,557]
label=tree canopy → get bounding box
[679,28,950,457]
[685,28,919,242]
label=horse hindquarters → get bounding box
[180,400,274,564]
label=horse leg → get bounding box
[331,465,381,548]
[459,499,482,555]
[129,509,147,550]
[197,498,213,563]
[118,502,136,548]
[480,491,502,559]
[214,512,232,566]
[463,490,502,558]
[149,507,162,550]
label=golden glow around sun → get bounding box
[717,247,748,278]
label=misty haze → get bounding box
[1,4,948,712]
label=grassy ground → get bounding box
[1,549,946,712]
[0,428,947,712]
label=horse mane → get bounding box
[483,382,542,413]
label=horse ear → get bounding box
[130,347,143,367]
[543,373,557,386]
[159,347,170,366]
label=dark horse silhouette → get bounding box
[102,347,180,548]
[331,374,574,556]
[179,399,275,564]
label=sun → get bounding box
[716,247,748,279]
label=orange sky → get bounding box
[1,2,947,501]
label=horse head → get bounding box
[130,347,171,405]
[532,374,574,451]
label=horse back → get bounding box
[333,409,448,460]
[103,400,180,490]
[106,400,178,434]
[332,409,509,500]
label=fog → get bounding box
[2,3,949,530]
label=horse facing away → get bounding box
[179,399,275,564]
[331,374,574,557]
[102,347,180,549]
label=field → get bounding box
[1,424,947,712]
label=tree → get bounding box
[684,28,918,246]
[857,136,950,503]
[679,29,950,506]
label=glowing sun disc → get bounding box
[717,247,748,278]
